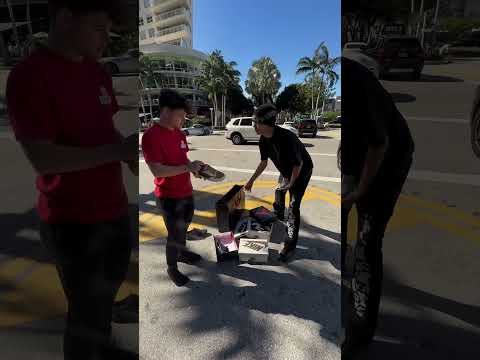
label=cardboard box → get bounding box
[238,238,269,263]
[216,185,246,232]
[214,232,239,262]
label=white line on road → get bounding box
[190,148,337,157]
[139,159,341,183]
[409,170,480,187]
[406,116,469,124]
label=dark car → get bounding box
[471,85,480,158]
[365,36,424,80]
[294,119,318,138]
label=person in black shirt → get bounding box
[245,104,314,262]
[341,57,414,356]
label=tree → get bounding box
[245,57,281,105]
[227,85,254,116]
[198,50,241,127]
[297,43,339,117]
[275,84,308,115]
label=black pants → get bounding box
[342,157,412,342]
[40,216,132,360]
[156,196,194,267]
[273,169,312,249]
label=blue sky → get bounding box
[193,0,341,96]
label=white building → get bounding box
[139,0,193,48]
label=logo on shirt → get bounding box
[180,140,187,150]
[99,86,112,105]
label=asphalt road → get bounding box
[139,131,341,360]
[349,59,480,359]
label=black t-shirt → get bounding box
[342,57,415,177]
[259,126,313,180]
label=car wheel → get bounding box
[472,109,480,158]
[232,133,244,145]
[105,62,119,75]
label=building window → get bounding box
[144,0,151,8]
[140,31,147,40]
[147,15,153,23]
[139,18,144,26]
[148,28,155,38]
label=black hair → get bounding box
[159,89,190,112]
[48,0,128,26]
[253,103,277,127]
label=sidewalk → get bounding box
[139,179,341,360]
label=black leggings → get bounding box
[40,216,132,360]
[342,157,412,341]
[156,196,194,267]
[273,169,312,248]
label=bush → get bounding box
[323,111,340,122]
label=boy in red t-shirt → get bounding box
[142,90,204,286]
[6,1,137,359]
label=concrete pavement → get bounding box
[139,133,341,360]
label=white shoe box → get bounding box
[238,238,269,263]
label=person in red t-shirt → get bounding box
[6,1,137,359]
[142,90,205,287]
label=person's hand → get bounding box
[120,133,139,162]
[342,190,360,210]
[245,179,254,192]
[277,183,291,192]
[187,160,204,175]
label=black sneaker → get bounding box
[177,250,202,264]
[167,267,190,287]
[278,245,296,262]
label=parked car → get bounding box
[279,122,299,137]
[295,119,318,137]
[100,48,140,75]
[182,124,213,136]
[471,85,480,158]
[365,36,424,80]
[316,117,330,130]
[328,116,341,128]
[225,117,298,145]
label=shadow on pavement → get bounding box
[390,93,417,103]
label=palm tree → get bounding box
[198,50,241,127]
[297,42,340,117]
[245,57,281,105]
[6,0,19,56]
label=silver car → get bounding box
[226,117,299,145]
[100,49,140,75]
[182,124,213,136]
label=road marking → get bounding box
[409,170,480,187]
[406,116,469,124]
[139,180,340,242]
[139,160,341,183]
[190,148,337,157]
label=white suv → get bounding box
[225,117,259,145]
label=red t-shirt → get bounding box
[141,124,193,199]
[6,48,128,223]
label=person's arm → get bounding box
[286,162,303,188]
[249,160,268,183]
[356,140,389,196]
[20,139,133,175]
[145,160,204,178]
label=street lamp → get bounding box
[209,107,214,127]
